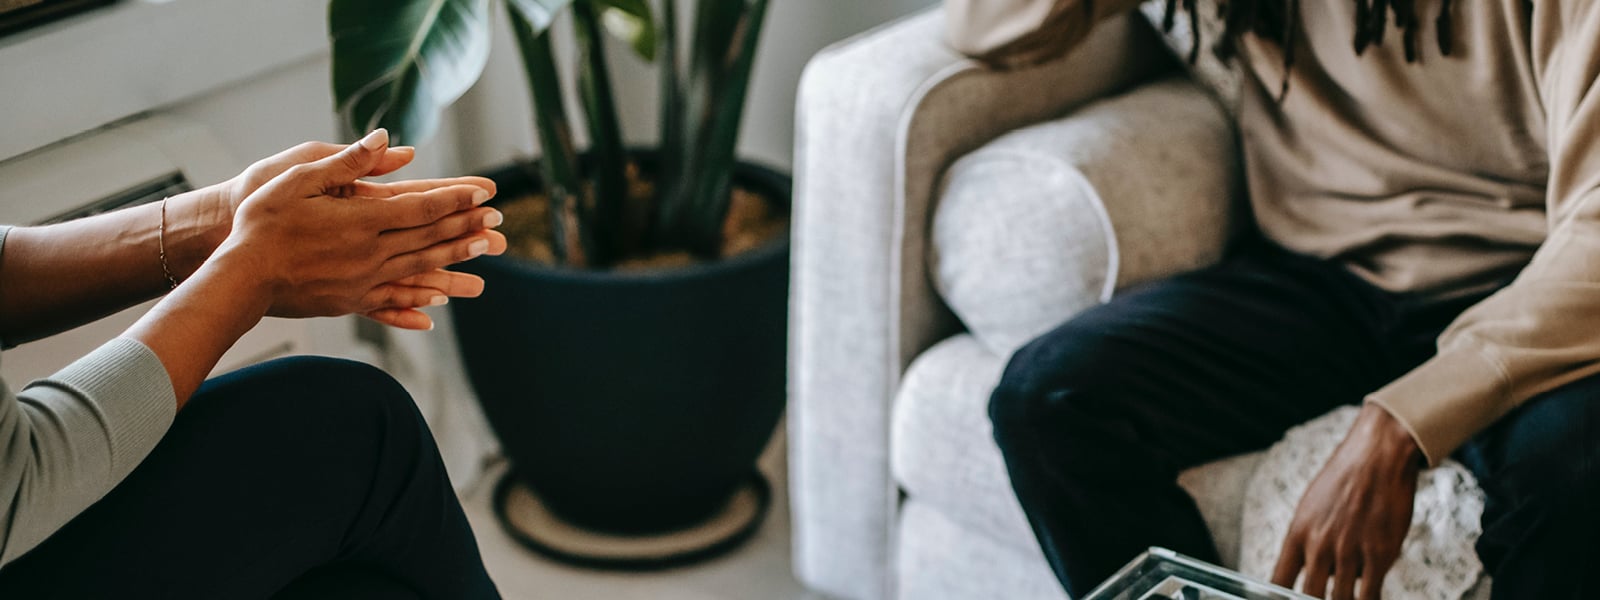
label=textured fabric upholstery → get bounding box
[892,335,1264,573]
[789,11,1169,600]
[896,500,1066,600]
[890,337,1488,599]
[791,6,1491,600]
[931,77,1236,356]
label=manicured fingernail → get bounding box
[484,210,503,228]
[359,128,388,151]
[468,239,490,257]
[472,188,491,205]
[427,295,449,307]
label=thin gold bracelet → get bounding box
[159,196,178,290]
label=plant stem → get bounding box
[657,0,738,253]
[574,2,628,266]
[510,2,587,266]
[654,0,683,247]
[683,0,768,256]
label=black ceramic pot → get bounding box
[449,153,789,535]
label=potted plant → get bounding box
[326,0,788,565]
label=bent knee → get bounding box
[988,325,1122,448]
[196,356,422,436]
[261,356,406,396]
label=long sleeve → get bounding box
[0,225,177,568]
[944,0,1144,68]
[1368,3,1600,467]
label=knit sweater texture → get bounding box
[0,226,176,568]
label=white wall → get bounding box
[739,0,940,167]
[446,0,939,175]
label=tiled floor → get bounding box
[462,429,827,600]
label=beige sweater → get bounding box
[947,0,1600,466]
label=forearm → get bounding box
[0,187,229,345]
[123,250,270,407]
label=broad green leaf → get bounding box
[329,0,492,144]
[595,0,655,61]
[504,0,573,33]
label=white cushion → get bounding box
[897,500,1067,600]
[931,79,1236,358]
[890,334,1264,568]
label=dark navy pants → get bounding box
[0,356,500,599]
[989,239,1599,598]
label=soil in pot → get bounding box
[496,163,790,270]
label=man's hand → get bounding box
[1271,403,1424,600]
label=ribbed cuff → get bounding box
[23,338,176,477]
[1366,344,1510,468]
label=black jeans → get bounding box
[0,356,500,599]
[989,239,1599,598]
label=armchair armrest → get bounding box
[931,77,1241,358]
[788,9,1172,599]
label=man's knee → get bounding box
[1477,374,1600,517]
[988,323,1121,455]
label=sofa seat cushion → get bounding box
[931,78,1235,359]
[896,499,1067,600]
[891,334,1263,566]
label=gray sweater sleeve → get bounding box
[0,226,178,567]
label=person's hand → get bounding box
[174,141,422,272]
[345,176,507,329]
[209,129,505,330]
[223,141,419,213]
[189,136,502,329]
[1271,403,1424,600]
[224,141,505,330]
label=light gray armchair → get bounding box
[788,6,1491,600]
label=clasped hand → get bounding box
[204,129,506,330]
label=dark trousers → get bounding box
[0,356,501,599]
[989,239,1599,598]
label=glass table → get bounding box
[1083,548,1316,600]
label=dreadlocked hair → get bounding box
[1162,0,1458,101]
